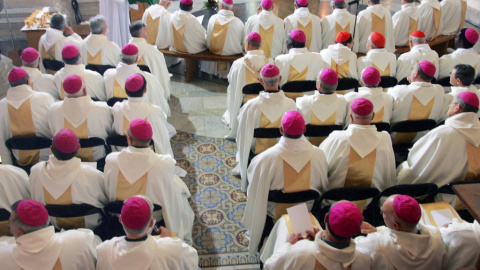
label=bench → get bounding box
[159,49,243,82]
[394,34,457,56]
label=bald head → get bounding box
[381,195,419,232]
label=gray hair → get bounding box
[9,73,30,87]
[10,200,50,235]
[121,195,154,236]
[50,14,65,31]
[89,15,107,34]
[453,96,479,113]
[331,1,346,8]
[261,75,280,87]
[409,36,426,44]
[22,59,39,68]
[129,21,146,38]
[352,111,374,120]
[220,0,233,10]
[120,53,138,64]
[317,78,338,94]
[246,39,261,49]
[367,37,382,49]
[370,0,380,4]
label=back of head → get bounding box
[10,200,50,238]
[335,31,353,47]
[127,119,153,147]
[260,64,281,87]
[89,14,107,35]
[287,29,306,50]
[331,0,346,9]
[410,31,426,45]
[296,0,308,8]
[125,73,147,97]
[8,68,29,87]
[121,196,154,237]
[282,110,305,138]
[50,14,65,31]
[369,0,380,5]
[318,68,338,94]
[350,97,374,124]
[180,0,193,11]
[368,32,386,49]
[456,28,479,49]
[453,64,475,86]
[220,0,233,10]
[61,44,81,65]
[21,47,39,68]
[261,0,274,11]
[416,61,436,82]
[52,129,80,160]
[121,44,139,64]
[387,195,421,231]
[63,74,85,98]
[327,201,363,241]
[129,20,146,38]
[362,66,381,88]
[246,32,262,49]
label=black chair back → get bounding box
[281,80,317,92]
[5,136,52,173]
[106,135,155,152]
[474,76,480,85]
[0,208,10,221]
[304,124,343,137]
[268,189,320,203]
[85,64,115,76]
[78,137,109,171]
[336,78,359,92]
[373,122,390,132]
[436,77,451,87]
[398,77,437,85]
[390,119,437,133]
[242,83,264,107]
[138,65,151,73]
[107,97,127,107]
[42,59,64,72]
[379,76,398,89]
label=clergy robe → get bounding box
[96,235,199,270]
[345,87,394,125]
[396,44,440,80]
[0,85,53,165]
[439,48,480,79]
[320,44,359,83]
[38,28,83,74]
[440,0,466,36]
[392,3,420,47]
[169,10,207,54]
[0,54,13,99]
[29,155,108,230]
[284,7,322,53]
[244,10,286,59]
[353,4,395,54]
[357,48,397,78]
[222,50,273,139]
[48,96,113,162]
[243,136,329,253]
[0,227,98,270]
[81,34,121,67]
[103,147,194,242]
[418,0,443,41]
[236,91,297,185]
[22,66,59,100]
[274,48,325,86]
[449,85,480,112]
[0,165,29,236]
[320,8,357,50]
[396,113,480,205]
[111,98,174,156]
[142,4,172,49]
[440,219,480,270]
[103,62,170,116]
[53,64,106,101]
[100,0,131,47]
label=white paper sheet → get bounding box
[286,203,313,236]
[431,208,455,227]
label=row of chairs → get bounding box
[42,59,151,76]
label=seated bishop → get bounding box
[440,219,480,270]
[0,165,29,236]
[448,64,480,115]
[81,15,121,68]
[169,0,207,54]
[440,0,467,36]
[320,0,356,50]
[392,0,420,47]
[284,0,322,53]
[20,47,58,100]
[418,0,443,40]
[356,32,397,79]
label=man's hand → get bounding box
[360,221,377,234]
[63,25,74,37]
[159,226,172,237]
[287,233,302,245]
[305,227,320,241]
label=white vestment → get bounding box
[244,10,286,59]
[320,44,359,80]
[357,48,397,78]
[418,0,444,41]
[0,85,53,165]
[99,0,131,47]
[38,28,83,73]
[353,4,395,54]
[392,3,420,47]
[169,10,207,54]
[284,7,322,52]
[142,4,172,49]
[345,87,394,125]
[274,48,325,85]
[396,44,440,80]
[104,147,194,242]
[53,64,106,101]
[81,34,121,67]
[0,165,29,211]
[440,0,466,36]
[0,54,13,99]
[320,9,357,50]
[243,136,329,253]
[96,235,199,270]
[440,219,480,270]
[22,66,59,100]
[296,92,348,126]
[439,48,480,79]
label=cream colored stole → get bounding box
[21,259,63,270]
[335,22,350,40]
[298,21,313,50]
[64,119,94,162]
[459,0,467,31]
[243,59,262,103]
[7,99,40,166]
[116,171,148,201]
[308,112,336,146]
[172,25,188,53]
[60,84,66,100]
[146,13,160,45]
[372,63,391,77]
[282,213,316,234]
[210,20,229,55]
[137,56,146,66]
[43,186,86,230]
[87,51,102,65]
[285,66,308,100]
[465,141,480,181]
[393,96,434,144]
[406,18,419,46]
[254,114,282,154]
[344,147,376,212]
[432,7,441,39]
[371,106,385,124]
[113,80,128,98]
[41,45,57,75]
[331,59,350,79]
[259,25,274,58]
[0,221,9,236]
[371,13,386,36]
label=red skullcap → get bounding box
[61,44,79,59]
[63,74,83,94]
[393,195,421,224]
[54,129,79,154]
[17,200,49,227]
[459,92,480,108]
[121,44,139,56]
[419,60,436,77]
[370,32,385,48]
[410,30,426,38]
[335,31,351,43]
[261,0,273,9]
[320,68,338,85]
[282,110,305,136]
[296,0,308,6]
[329,201,363,238]
[260,64,280,77]
[290,29,306,43]
[130,119,153,140]
[21,47,39,63]
[121,197,151,230]
[248,32,262,43]
[125,73,145,92]
[222,0,233,5]
[465,28,479,44]
[180,0,193,5]
[362,67,381,86]
[8,68,27,83]
[351,97,373,116]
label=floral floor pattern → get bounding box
[171,131,260,267]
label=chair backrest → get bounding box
[318,186,380,204]
[397,77,409,85]
[253,128,282,139]
[379,76,398,89]
[372,122,390,132]
[0,208,10,221]
[42,59,64,72]
[304,124,343,138]
[79,137,106,149]
[104,200,162,215]
[242,83,264,106]
[436,77,451,87]
[5,136,52,172]
[372,183,438,206]
[474,76,480,85]
[390,119,437,133]
[138,65,151,73]
[107,97,127,107]
[85,64,115,76]
[45,203,103,219]
[281,80,317,93]
[268,189,320,204]
[336,78,359,92]
[106,135,155,152]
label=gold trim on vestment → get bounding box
[113,80,128,98]
[245,66,259,85]
[432,8,441,39]
[172,25,188,53]
[345,147,376,212]
[43,186,86,229]
[459,1,467,31]
[371,106,384,123]
[283,213,316,235]
[0,221,9,236]
[129,2,148,22]
[259,25,274,58]
[254,113,282,154]
[146,13,160,45]
[116,171,149,201]
[210,20,229,55]
[283,161,311,193]
[298,21,313,50]
[64,119,94,162]
[421,201,459,226]
[41,44,57,75]
[137,56,146,66]
[331,59,350,79]
[393,96,434,144]
[407,18,419,46]
[335,22,350,40]
[308,113,336,146]
[288,65,308,82]
[371,13,386,36]
[87,50,102,65]
[465,141,480,181]
[372,63,391,77]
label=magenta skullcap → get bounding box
[261,0,273,9]
[17,200,49,227]
[130,119,153,140]
[282,110,305,136]
[180,0,193,5]
[222,0,233,4]
[121,44,139,56]
[125,73,145,92]
[21,47,39,63]
[260,64,280,78]
[320,68,338,85]
[332,0,345,2]
[418,60,436,77]
[290,29,306,43]
[336,31,351,43]
[8,68,27,83]
[63,74,83,94]
[121,197,151,230]
[459,92,479,108]
[329,201,363,238]
[61,44,79,59]
[351,98,373,116]
[296,0,308,5]
[248,32,262,43]
[53,129,79,154]
[393,195,421,224]
[410,30,426,38]
[362,67,381,86]
[465,28,479,44]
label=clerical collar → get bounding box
[125,235,148,242]
[321,236,350,249]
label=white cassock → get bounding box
[104,147,194,242]
[274,48,325,85]
[244,10,286,59]
[129,38,171,99]
[355,224,447,270]
[222,50,273,138]
[0,85,53,165]
[439,48,480,79]
[100,0,131,47]
[142,4,172,49]
[418,0,443,41]
[111,98,174,156]
[81,34,121,67]
[0,165,29,212]
[284,7,322,53]
[96,235,199,270]
[38,28,83,74]
[53,64,106,101]
[396,113,480,205]
[320,44,359,81]
[319,124,396,193]
[353,4,395,54]
[392,3,420,47]
[28,155,108,230]
[396,44,440,80]
[320,8,357,50]
[440,219,480,270]
[0,54,13,99]
[357,48,397,78]
[440,0,467,36]
[243,136,329,253]
[169,10,207,54]
[48,96,113,161]
[236,91,297,186]
[22,66,59,100]
[0,227,98,270]
[345,87,394,125]
[104,62,170,116]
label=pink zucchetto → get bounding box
[370,32,385,48]
[8,68,27,83]
[248,32,262,43]
[181,0,193,5]
[21,47,39,63]
[410,30,426,38]
[282,110,305,136]
[61,44,79,59]
[328,201,363,238]
[332,0,345,2]
[125,74,145,92]
[335,31,351,43]
[53,129,80,154]
[121,197,151,230]
[222,0,233,5]
[261,0,273,9]
[130,119,153,140]
[290,29,306,43]
[362,67,381,86]
[393,195,421,224]
[261,64,280,78]
[459,92,480,108]
[121,44,139,56]
[63,74,83,94]
[465,28,479,44]
[296,0,308,6]
[320,68,338,85]
[418,60,436,77]
[351,98,373,116]
[17,200,49,227]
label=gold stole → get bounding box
[288,65,308,81]
[407,18,419,46]
[0,221,9,236]
[372,63,391,77]
[393,96,434,144]
[459,0,467,31]
[87,51,102,65]
[146,13,160,45]
[465,141,480,181]
[371,13,386,36]
[254,114,282,154]
[259,25,274,58]
[43,186,86,229]
[41,45,57,75]
[113,80,128,98]
[308,112,336,146]
[298,21,313,50]
[315,261,352,270]
[335,22,350,40]
[283,213,316,234]
[7,99,39,166]
[60,84,66,100]
[243,60,261,103]
[331,59,349,79]
[345,147,376,212]
[210,20,229,55]
[22,259,63,270]
[64,119,94,162]
[129,2,147,22]
[421,201,459,226]
[172,25,188,53]
[137,56,146,66]
[116,171,148,201]
[371,107,384,124]
[123,116,130,135]
[432,7,441,39]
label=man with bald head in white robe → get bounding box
[81,15,121,68]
